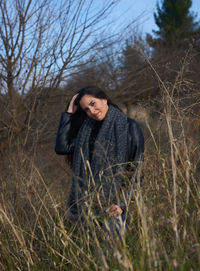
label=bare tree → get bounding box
[0,0,120,150]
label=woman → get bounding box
[55,86,144,224]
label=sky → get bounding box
[113,0,200,36]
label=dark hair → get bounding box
[68,85,120,139]
[74,86,109,106]
[74,85,120,109]
[67,86,121,166]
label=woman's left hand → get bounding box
[106,204,123,216]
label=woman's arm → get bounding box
[55,112,76,155]
[55,94,80,155]
[126,117,144,188]
[128,118,144,162]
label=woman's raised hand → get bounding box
[67,94,78,113]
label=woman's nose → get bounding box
[90,107,95,114]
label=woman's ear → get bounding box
[103,99,108,105]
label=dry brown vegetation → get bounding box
[1,50,200,270]
[0,0,200,270]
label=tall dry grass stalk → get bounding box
[0,55,200,270]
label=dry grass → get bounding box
[0,65,200,270]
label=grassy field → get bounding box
[0,80,199,271]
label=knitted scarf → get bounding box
[67,105,129,219]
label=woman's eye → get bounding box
[91,102,95,106]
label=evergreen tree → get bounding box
[147,0,200,49]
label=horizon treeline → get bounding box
[0,0,199,152]
[0,1,199,195]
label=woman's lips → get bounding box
[94,112,100,117]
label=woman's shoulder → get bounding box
[127,117,140,127]
[127,117,144,138]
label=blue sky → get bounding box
[113,0,200,35]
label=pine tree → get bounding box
[147,0,200,49]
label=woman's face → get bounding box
[79,95,109,121]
